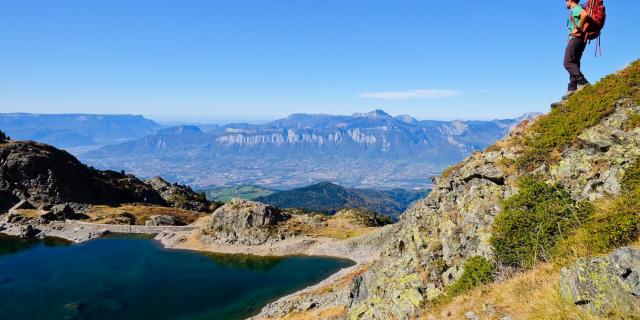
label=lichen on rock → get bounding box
[560,247,640,316]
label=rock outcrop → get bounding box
[0,140,211,212]
[345,67,640,318]
[202,199,291,245]
[145,214,185,226]
[145,176,211,212]
[560,247,640,315]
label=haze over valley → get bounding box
[0,110,539,190]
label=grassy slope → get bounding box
[428,61,640,319]
[516,60,640,171]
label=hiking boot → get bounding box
[561,90,576,101]
[550,101,565,109]
[577,82,590,91]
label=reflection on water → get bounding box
[0,234,71,257]
[202,252,284,271]
[0,234,354,320]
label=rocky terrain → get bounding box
[0,138,214,243]
[0,139,212,212]
[3,62,639,319]
[243,61,640,319]
[158,199,392,257]
[342,62,640,319]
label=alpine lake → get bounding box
[0,233,354,320]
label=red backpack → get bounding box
[581,0,606,40]
[571,0,606,55]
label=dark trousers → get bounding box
[563,38,588,91]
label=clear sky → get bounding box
[0,0,637,121]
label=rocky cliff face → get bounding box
[346,64,640,318]
[0,140,211,211]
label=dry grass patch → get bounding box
[261,306,347,320]
[283,210,383,240]
[12,209,42,218]
[84,204,205,225]
[423,263,598,320]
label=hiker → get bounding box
[562,0,590,100]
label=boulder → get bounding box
[41,203,89,221]
[17,225,40,238]
[560,247,640,315]
[145,215,184,226]
[204,199,290,245]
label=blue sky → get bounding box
[0,0,637,121]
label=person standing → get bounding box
[562,0,590,100]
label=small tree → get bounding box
[0,130,9,141]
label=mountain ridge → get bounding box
[254,181,429,220]
[80,110,540,189]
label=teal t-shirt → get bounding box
[568,5,583,38]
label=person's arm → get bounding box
[572,9,589,35]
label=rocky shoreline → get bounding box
[0,200,391,320]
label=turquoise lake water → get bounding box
[0,234,354,320]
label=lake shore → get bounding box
[0,216,392,319]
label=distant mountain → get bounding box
[80,110,540,189]
[201,185,276,203]
[254,181,429,220]
[0,113,161,148]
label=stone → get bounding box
[145,215,184,226]
[560,247,640,315]
[464,311,480,320]
[424,283,443,301]
[203,199,291,245]
[17,225,40,238]
[349,275,367,307]
[482,303,495,315]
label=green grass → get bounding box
[201,185,275,203]
[516,60,640,171]
[623,111,640,132]
[555,159,640,262]
[491,176,593,269]
[447,256,494,297]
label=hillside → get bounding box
[201,185,276,203]
[0,113,160,148]
[80,110,538,189]
[254,61,640,319]
[254,181,428,220]
[0,139,211,213]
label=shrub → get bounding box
[623,111,640,132]
[556,160,640,262]
[491,176,593,268]
[621,159,640,191]
[0,130,9,141]
[516,60,640,171]
[447,256,494,297]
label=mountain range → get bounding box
[0,110,538,189]
[77,110,539,189]
[0,113,160,151]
